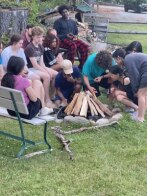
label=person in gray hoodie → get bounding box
[113,48,147,122]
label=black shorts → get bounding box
[8,98,42,120]
[139,62,147,89]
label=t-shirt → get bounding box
[0,54,2,65]
[43,47,57,68]
[55,66,81,91]
[1,46,27,70]
[82,53,116,84]
[14,75,31,105]
[25,42,44,68]
[54,17,78,40]
[124,53,147,93]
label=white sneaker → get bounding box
[39,107,53,116]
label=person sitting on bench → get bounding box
[54,5,89,70]
[1,56,53,119]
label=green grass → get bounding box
[108,24,147,52]
[0,96,147,196]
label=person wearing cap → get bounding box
[21,24,34,49]
[55,59,82,107]
[82,50,116,96]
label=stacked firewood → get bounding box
[64,91,113,118]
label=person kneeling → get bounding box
[55,59,82,107]
[1,56,52,119]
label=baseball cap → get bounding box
[62,59,73,74]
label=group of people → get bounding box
[0,4,147,123]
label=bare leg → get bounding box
[31,80,45,107]
[137,88,147,121]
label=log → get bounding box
[72,92,85,116]
[87,95,95,116]
[80,95,88,117]
[93,97,113,117]
[64,93,79,115]
[89,98,98,115]
[90,98,105,118]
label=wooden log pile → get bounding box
[64,91,113,118]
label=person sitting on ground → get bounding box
[82,50,116,96]
[43,33,63,71]
[124,41,143,54]
[109,65,138,112]
[55,59,82,107]
[1,34,39,81]
[112,48,147,122]
[53,5,89,70]
[25,26,57,108]
[1,56,53,119]
[21,24,34,49]
[0,40,4,84]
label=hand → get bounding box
[89,86,97,95]
[66,75,75,83]
[94,76,103,83]
[67,33,74,40]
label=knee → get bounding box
[32,79,42,87]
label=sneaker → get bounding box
[39,107,53,116]
[125,107,135,113]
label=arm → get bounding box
[0,66,4,84]
[29,56,46,72]
[83,75,97,94]
[56,88,67,102]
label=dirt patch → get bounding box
[97,5,147,23]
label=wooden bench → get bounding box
[0,86,55,158]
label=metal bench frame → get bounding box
[0,86,52,158]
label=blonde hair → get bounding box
[31,26,44,36]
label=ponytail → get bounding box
[1,73,15,88]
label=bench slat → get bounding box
[0,98,28,114]
[0,86,25,102]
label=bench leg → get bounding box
[43,122,52,151]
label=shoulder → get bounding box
[54,17,62,24]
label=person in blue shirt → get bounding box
[82,50,115,96]
[0,40,4,84]
[55,59,82,107]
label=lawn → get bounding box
[0,96,147,196]
[108,24,147,53]
[1,23,147,195]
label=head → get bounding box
[1,56,25,88]
[109,65,124,82]
[9,34,23,49]
[43,34,59,51]
[61,59,73,77]
[46,28,57,37]
[25,24,34,37]
[112,48,126,66]
[58,5,69,19]
[125,41,143,54]
[31,26,44,45]
[95,50,112,70]
[0,40,4,53]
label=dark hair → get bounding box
[95,50,112,70]
[9,34,22,46]
[125,41,143,54]
[109,65,124,76]
[43,34,59,53]
[26,24,34,29]
[1,56,25,89]
[58,5,69,15]
[112,48,126,59]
